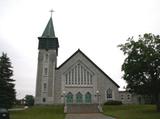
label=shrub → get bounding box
[104,100,122,105]
[25,95,34,106]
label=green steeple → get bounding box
[38,17,59,55]
[42,17,55,38]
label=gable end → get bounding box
[57,49,120,88]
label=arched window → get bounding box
[64,62,94,86]
[76,92,83,103]
[85,92,91,103]
[66,92,73,104]
[107,88,112,99]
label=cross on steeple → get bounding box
[50,9,54,17]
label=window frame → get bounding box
[106,88,112,99]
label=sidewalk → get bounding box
[8,106,28,111]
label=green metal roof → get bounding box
[38,17,59,53]
[42,17,55,38]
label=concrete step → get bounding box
[66,104,99,113]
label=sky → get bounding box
[0,0,160,99]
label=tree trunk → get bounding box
[155,93,160,112]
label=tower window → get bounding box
[121,95,123,100]
[44,83,47,91]
[42,98,46,102]
[127,95,130,99]
[45,54,48,62]
[44,68,48,75]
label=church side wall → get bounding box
[97,72,119,104]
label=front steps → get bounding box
[65,104,102,113]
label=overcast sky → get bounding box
[0,0,160,99]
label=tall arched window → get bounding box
[64,62,94,86]
[76,92,83,103]
[85,92,91,103]
[107,88,112,99]
[66,92,73,104]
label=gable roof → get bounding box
[57,49,120,88]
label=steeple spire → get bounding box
[42,17,55,38]
[38,12,59,54]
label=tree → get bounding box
[118,33,160,111]
[25,95,34,106]
[0,53,16,108]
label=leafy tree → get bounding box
[0,53,16,108]
[25,95,34,106]
[118,33,160,111]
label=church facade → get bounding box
[35,17,120,105]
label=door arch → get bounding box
[85,92,91,103]
[66,92,73,104]
[76,92,83,104]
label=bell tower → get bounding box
[35,15,59,104]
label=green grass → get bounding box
[10,105,65,119]
[10,104,160,119]
[103,104,160,119]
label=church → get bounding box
[35,16,120,105]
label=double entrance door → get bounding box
[66,92,92,104]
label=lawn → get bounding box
[10,105,65,119]
[103,104,160,119]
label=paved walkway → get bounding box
[8,106,28,111]
[65,113,116,119]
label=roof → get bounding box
[38,17,59,52]
[57,49,120,88]
[41,17,55,38]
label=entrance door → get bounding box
[66,92,73,104]
[85,92,91,103]
[76,92,83,104]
